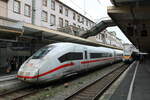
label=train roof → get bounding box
[48,42,118,51]
[48,42,102,47]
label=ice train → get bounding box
[17,42,123,83]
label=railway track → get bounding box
[0,86,39,100]
[0,81,52,100]
[0,75,32,100]
[65,64,129,100]
[0,63,128,100]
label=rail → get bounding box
[65,64,129,100]
[0,87,39,100]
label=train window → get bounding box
[58,52,83,63]
[32,46,55,59]
[109,53,113,57]
[116,54,123,56]
[90,53,103,58]
[84,51,87,59]
[90,52,111,58]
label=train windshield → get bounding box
[32,45,55,59]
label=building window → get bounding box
[73,12,76,20]
[73,23,76,26]
[65,8,68,17]
[13,0,21,14]
[24,4,31,17]
[59,5,63,14]
[78,15,80,22]
[99,34,101,39]
[43,0,47,6]
[59,17,63,27]
[82,27,84,31]
[50,14,56,26]
[51,0,55,10]
[91,23,93,27]
[82,17,84,24]
[78,25,80,29]
[89,22,92,27]
[86,19,88,26]
[65,20,69,27]
[96,35,98,39]
[42,11,48,22]
[105,34,107,38]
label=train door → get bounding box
[114,50,117,62]
[81,48,89,71]
[82,48,89,71]
[73,46,83,72]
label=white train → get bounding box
[17,42,123,83]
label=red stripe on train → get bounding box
[17,62,75,79]
[17,57,117,79]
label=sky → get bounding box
[60,0,131,44]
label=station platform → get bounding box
[110,58,150,100]
[0,67,17,77]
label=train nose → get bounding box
[17,69,39,82]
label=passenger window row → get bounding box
[58,52,114,63]
[58,52,83,63]
[116,54,123,56]
[90,53,112,59]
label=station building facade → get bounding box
[1,0,95,31]
[88,30,123,49]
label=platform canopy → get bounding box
[0,19,122,50]
[0,17,23,42]
[108,5,150,52]
[110,0,150,6]
[23,23,122,49]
